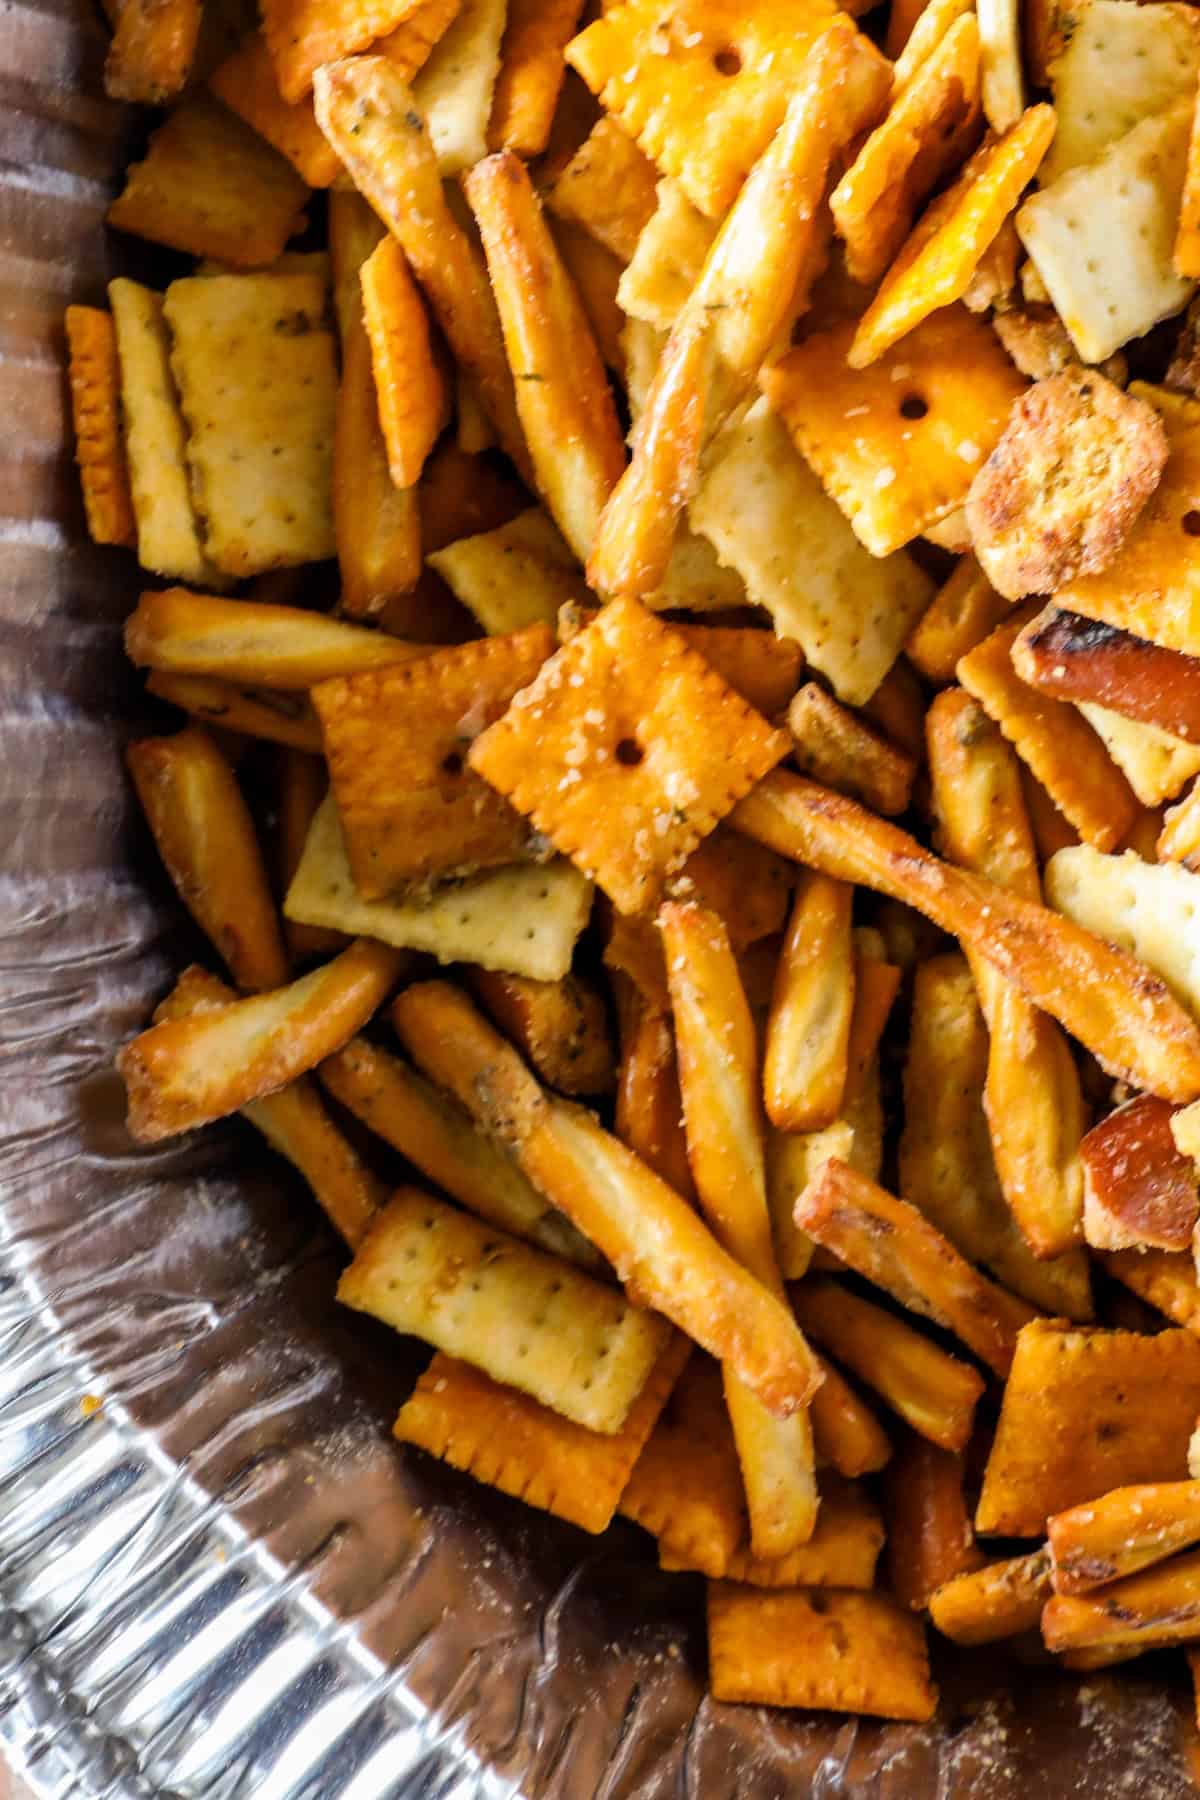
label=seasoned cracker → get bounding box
[360,235,445,488]
[340,1187,672,1431]
[262,0,435,100]
[849,106,1056,369]
[396,1338,689,1533]
[567,0,855,219]
[976,0,1023,133]
[1046,844,1200,1022]
[545,115,660,263]
[313,626,554,899]
[619,1355,746,1574]
[763,308,1025,557]
[107,95,308,268]
[707,1584,937,1720]
[108,278,219,584]
[106,0,200,103]
[429,509,589,635]
[966,371,1167,600]
[788,684,916,816]
[617,179,717,332]
[489,0,585,156]
[1077,705,1200,809]
[906,554,1011,685]
[992,304,1127,385]
[1040,0,1200,186]
[659,1468,885,1589]
[469,597,789,916]
[958,607,1139,852]
[675,627,803,719]
[164,272,336,575]
[1018,106,1197,366]
[286,795,593,979]
[690,400,933,705]
[468,967,614,1097]
[976,1319,1200,1534]
[376,0,463,80]
[64,305,135,549]
[1103,1246,1200,1336]
[411,0,508,173]
[209,31,341,186]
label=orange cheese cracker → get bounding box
[707,1584,938,1720]
[105,0,200,103]
[489,0,585,156]
[544,115,659,264]
[376,0,463,79]
[397,1337,690,1534]
[107,96,309,269]
[566,0,849,220]
[469,597,789,915]
[263,0,439,101]
[64,306,135,550]
[619,1355,751,1575]
[762,308,1025,557]
[313,625,553,899]
[359,235,445,488]
[976,1320,1200,1535]
[209,31,341,187]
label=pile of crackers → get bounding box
[63,0,1200,1728]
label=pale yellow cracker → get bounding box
[1018,106,1197,367]
[285,795,593,979]
[411,0,508,173]
[689,400,933,705]
[1046,845,1200,1022]
[64,305,135,549]
[208,31,341,186]
[164,273,336,575]
[707,1585,937,1720]
[763,308,1025,557]
[107,95,309,268]
[617,179,717,332]
[469,596,789,915]
[1076,704,1200,808]
[976,1319,1200,1534]
[977,0,1024,133]
[1040,0,1200,186]
[849,106,1056,369]
[396,1339,689,1534]
[428,508,589,634]
[107,278,219,585]
[566,0,848,219]
[339,1187,673,1431]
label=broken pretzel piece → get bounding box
[1081,1095,1198,1254]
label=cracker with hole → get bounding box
[209,31,341,186]
[64,305,135,549]
[164,273,336,575]
[108,279,221,584]
[340,1187,673,1431]
[976,1319,1200,1534]
[763,308,1025,557]
[957,606,1139,851]
[396,1338,689,1534]
[707,1585,937,1720]
[1051,399,1200,658]
[262,0,440,100]
[108,96,309,267]
[1018,106,1197,367]
[566,0,852,219]
[429,509,590,635]
[617,180,718,331]
[468,597,789,916]
[360,235,446,488]
[286,796,593,979]
[831,11,982,288]
[411,0,508,172]
[1040,0,1200,186]
[313,625,554,899]
[689,402,933,705]
[545,116,660,264]
[849,106,1056,368]
[489,0,585,156]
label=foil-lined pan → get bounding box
[1,3,1198,1790]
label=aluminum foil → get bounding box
[1,6,1199,1792]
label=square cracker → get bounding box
[108,279,221,585]
[285,794,593,979]
[469,596,789,916]
[208,31,341,187]
[1041,0,1200,186]
[1018,106,1197,366]
[1045,843,1200,1020]
[107,95,309,268]
[566,0,844,219]
[545,116,660,264]
[429,508,590,635]
[396,1339,690,1534]
[619,1354,746,1574]
[261,0,437,101]
[762,307,1025,557]
[313,625,554,899]
[976,1319,1200,1535]
[164,273,336,575]
[660,1473,885,1589]
[1052,399,1200,656]
[376,0,464,80]
[1076,703,1200,808]
[690,399,933,704]
[617,179,717,331]
[707,1584,937,1719]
